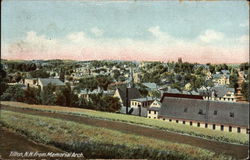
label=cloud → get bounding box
[239,21,249,27]
[198,30,224,43]
[238,35,249,44]
[90,27,104,37]
[2,28,249,64]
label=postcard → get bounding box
[1,0,249,160]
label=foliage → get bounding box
[229,73,239,89]
[89,94,121,112]
[23,87,40,104]
[96,75,113,91]
[149,90,161,98]
[1,85,25,101]
[39,83,56,105]
[78,77,98,91]
[5,62,37,72]
[137,83,149,97]
[30,69,50,78]
[59,68,65,82]
[239,62,249,71]
[55,83,79,107]
[0,64,8,95]
[242,81,249,101]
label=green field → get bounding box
[1,101,248,145]
[0,110,232,160]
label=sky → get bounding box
[1,0,249,64]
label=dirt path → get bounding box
[1,105,249,159]
[0,127,67,160]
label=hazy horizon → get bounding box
[2,0,249,64]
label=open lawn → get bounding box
[1,101,248,145]
[0,110,232,160]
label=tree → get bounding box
[1,85,25,101]
[89,94,121,112]
[59,68,65,82]
[78,77,98,91]
[96,75,113,91]
[55,83,79,107]
[229,73,238,90]
[209,65,215,74]
[0,64,8,95]
[30,69,50,78]
[24,87,40,104]
[137,83,149,97]
[102,96,121,112]
[40,83,56,105]
[149,90,161,98]
[15,72,22,82]
[242,81,249,101]
[113,69,120,81]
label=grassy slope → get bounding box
[0,110,231,160]
[1,101,248,145]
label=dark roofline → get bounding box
[160,93,203,102]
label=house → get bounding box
[78,88,114,101]
[147,99,161,119]
[142,83,158,91]
[130,97,155,117]
[199,85,236,102]
[24,78,38,88]
[113,87,141,107]
[212,73,230,85]
[221,70,230,75]
[37,78,65,91]
[23,78,65,91]
[150,96,249,134]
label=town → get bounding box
[1,58,249,134]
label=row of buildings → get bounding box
[18,75,249,134]
[114,86,249,134]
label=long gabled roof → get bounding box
[38,78,65,87]
[160,97,249,127]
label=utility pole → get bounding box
[126,87,128,114]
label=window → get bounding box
[237,127,241,133]
[176,120,179,123]
[149,110,151,114]
[163,118,165,121]
[213,124,216,130]
[221,125,224,131]
[148,116,151,118]
[154,111,157,114]
[214,110,217,115]
[229,126,232,132]
[154,117,156,119]
[197,122,200,127]
[198,109,203,115]
[205,123,208,128]
[184,108,188,112]
[230,112,234,118]
[190,121,193,126]
[183,121,185,124]
[169,119,172,122]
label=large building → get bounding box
[149,96,249,134]
[113,87,141,107]
[24,78,65,91]
[130,97,155,116]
